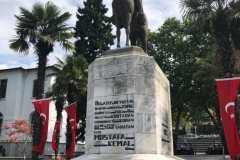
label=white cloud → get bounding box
[0,0,181,69]
[0,64,8,69]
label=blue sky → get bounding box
[0,0,181,69]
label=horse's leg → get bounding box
[125,14,132,47]
[130,33,137,46]
[115,17,121,48]
[141,36,147,53]
[116,27,121,48]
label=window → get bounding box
[32,80,37,97]
[0,79,7,98]
[0,113,3,134]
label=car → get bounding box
[184,133,199,139]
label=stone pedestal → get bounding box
[73,47,179,160]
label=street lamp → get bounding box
[194,125,196,155]
[0,115,3,134]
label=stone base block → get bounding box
[72,154,183,160]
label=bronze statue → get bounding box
[111,0,148,53]
[130,10,148,53]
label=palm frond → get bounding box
[9,38,30,54]
[60,40,75,52]
[44,1,61,20]
[32,2,45,20]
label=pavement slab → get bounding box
[176,154,231,160]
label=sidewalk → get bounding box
[176,153,231,160]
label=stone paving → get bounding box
[176,154,231,160]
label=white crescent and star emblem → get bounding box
[69,119,75,129]
[225,102,234,113]
[225,102,235,118]
[40,113,47,125]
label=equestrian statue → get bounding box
[111,0,148,53]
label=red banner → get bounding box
[216,78,240,159]
[64,102,76,158]
[31,99,50,155]
[52,121,60,152]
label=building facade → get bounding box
[0,66,79,157]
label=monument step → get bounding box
[72,154,184,160]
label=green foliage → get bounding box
[9,1,74,100]
[180,0,240,77]
[148,17,215,113]
[147,18,216,147]
[10,1,74,56]
[74,0,115,63]
[47,54,88,143]
[9,2,74,159]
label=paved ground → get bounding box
[176,153,231,160]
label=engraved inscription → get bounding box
[93,99,135,150]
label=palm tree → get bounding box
[180,0,240,77]
[48,54,88,160]
[9,1,74,159]
[45,78,66,159]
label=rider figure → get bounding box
[110,0,146,25]
[134,0,146,24]
[134,0,143,13]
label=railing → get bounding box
[178,134,220,139]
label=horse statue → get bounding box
[111,0,148,53]
[112,0,134,48]
[129,11,148,53]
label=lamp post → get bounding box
[194,125,196,155]
[0,115,3,134]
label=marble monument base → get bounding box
[77,46,175,160]
[72,154,183,160]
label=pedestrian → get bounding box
[184,138,187,144]
[181,143,186,154]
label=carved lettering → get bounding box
[93,99,135,150]
[95,100,134,106]
[115,125,134,129]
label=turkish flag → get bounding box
[216,78,240,159]
[52,121,60,152]
[64,102,76,158]
[31,99,50,155]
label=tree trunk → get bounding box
[66,84,75,160]
[173,104,183,150]
[32,51,48,160]
[215,20,234,77]
[55,98,64,160]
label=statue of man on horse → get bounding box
[111,0,148,53]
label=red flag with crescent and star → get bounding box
[52,121,60,152]
[216,78,240,159]
[31,99,50,155]
[64,102,76,158]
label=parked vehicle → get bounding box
[183,133,199,139]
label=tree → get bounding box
[45,76,66,159]
[180,0,240,78]
[9,2,74,159]
[3,119,32,160]
[147,18,216,148]
[74,0,115,64]
[48,54,88,160]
